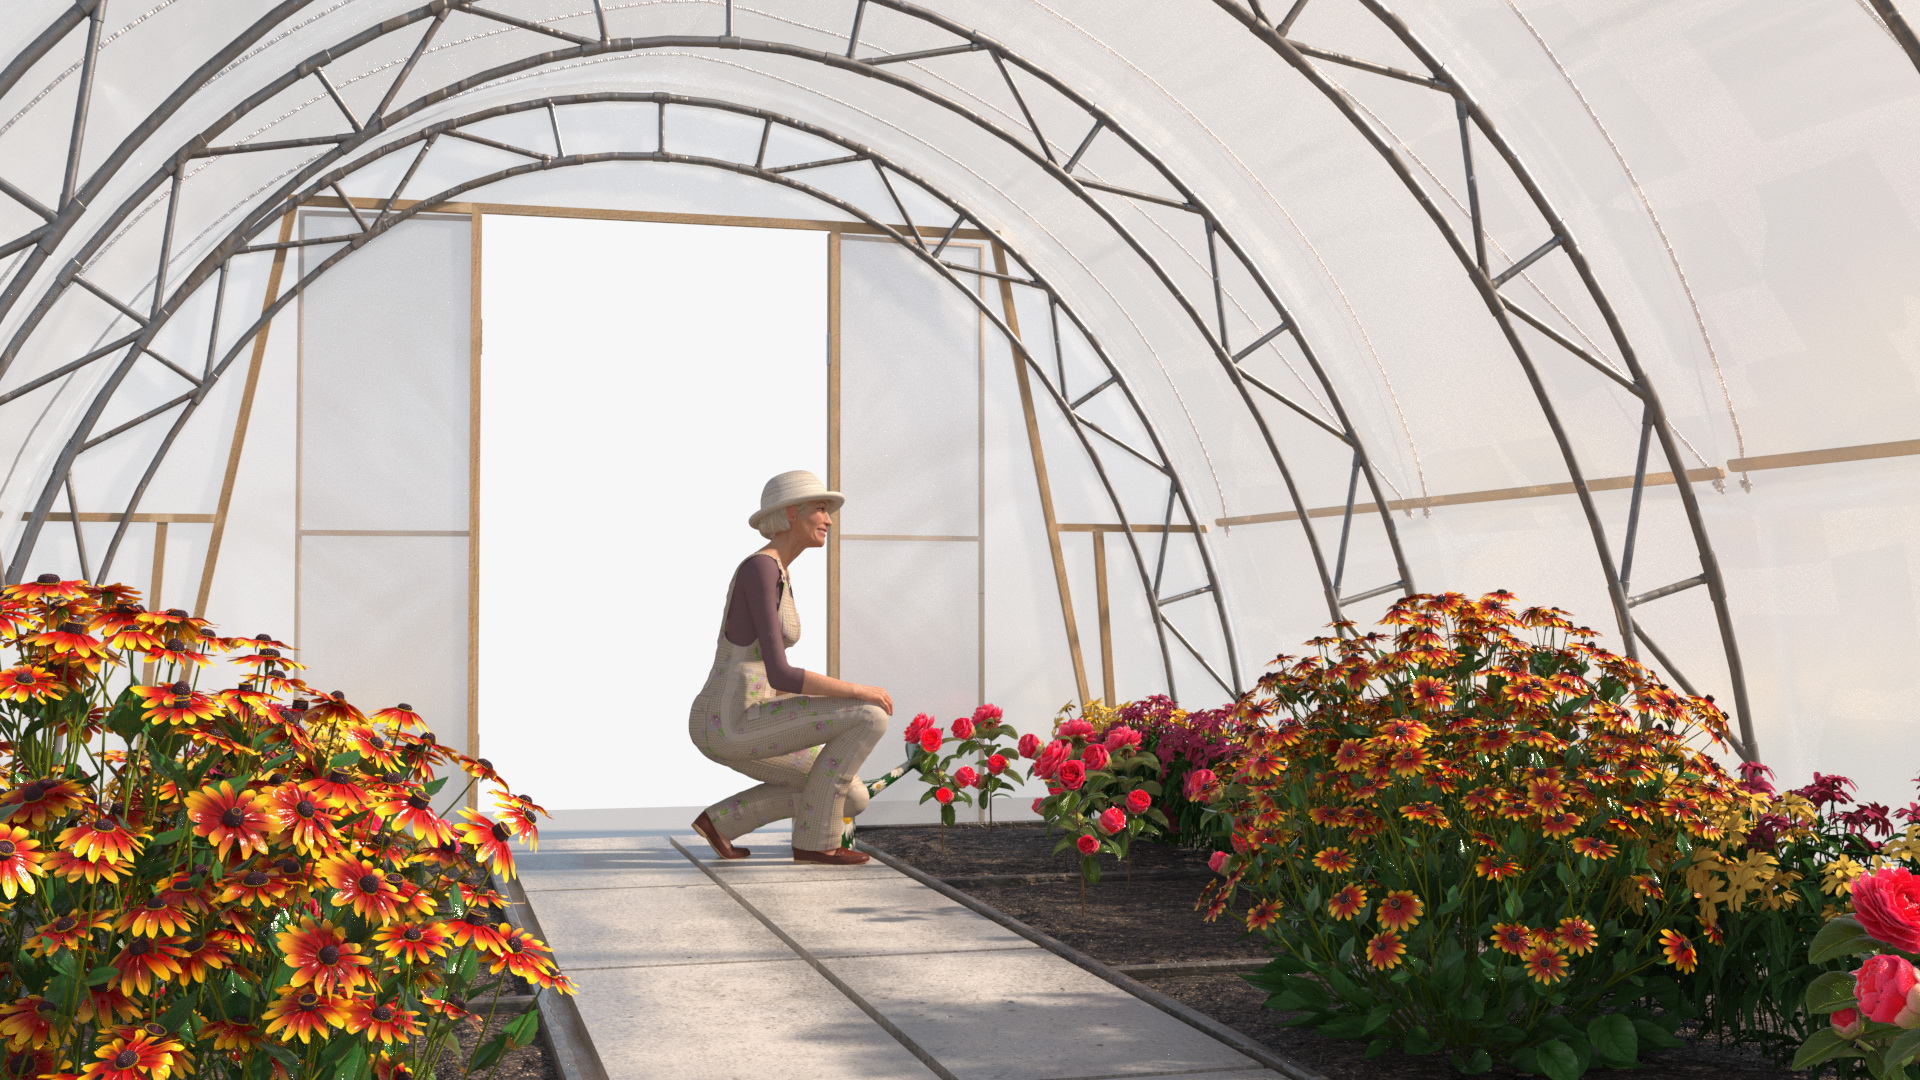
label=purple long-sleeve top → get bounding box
[724,554,807,694]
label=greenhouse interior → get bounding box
[1,2,1918,1078]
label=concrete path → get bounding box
[515,825,1292,1080]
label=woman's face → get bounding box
[784,501,834,548]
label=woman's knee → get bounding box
[857,704,888,737]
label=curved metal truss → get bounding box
[1209,0,1759,757]
[0,1,1764,746]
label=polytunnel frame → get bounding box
[1211,0,1759,758]
[0,0,1424,669]
[4,88,1271,704]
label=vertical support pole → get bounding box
[467,209,483,807]
[826,230,842,679]
[145,519,167,684]
[994,243,1088,705]
[1093,529,1114,705]
[60,0,105,208]
[195,211,296,618]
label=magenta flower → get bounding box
[1096,806,1126,834]
[951,716,975,740]
[1017,733,1041,759]
[1076,834,1099,855]
[1082,744,1110,771]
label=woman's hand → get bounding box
[797,670,894,715]
[858,684,895,716]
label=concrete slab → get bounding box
[519,843,710,892]
[823,950,1262,1080]
[568,961,938,1080]
[686,832,912,885]
[527,883,794,970]
[731,875,1038,959]
[1033,1071,1277,1080]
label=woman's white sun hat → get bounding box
[749,470,845,535]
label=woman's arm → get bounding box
[737,555,894,715]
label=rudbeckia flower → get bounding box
[218,866,292,907]
[0,666,62,703]
[183,781,275,860]
[494,791,547,849]
[0,777,87,831]
[343,999,423,1045]
[1366,930,1407,970]
[1310,847,1355,874]
[109,936,189,994]
[300,770,370,809]
[0,825,45,899]
[48,848,129,884]
[0,996,59,1051]
[276,917,370,993]
[318,855,404,924]
[370,702,424,729]
[1472,855,1522,881]
[1554,917,1599,955]
[1326,884,1367,920]
[1523,941,1569,984]
[1569,836,1619,861]
[1657,928,1697,973]
[445,908,512,954]
[1406,677,1455,711]
[1388,746,1429,777]
[372,922,450,964]
[1399,802,1449,827]
[1489,923,1534,955]
[57,814,145,863]
[1537,811,1584,837]
[266,785,340,856]
[82,1028,187,1080]
[487,928,562,985]
[24,910,108,958]
[370,791,455,846]
[1375,890,1423,931]
[115,891,202,938]
[1244,899,1282,932]
[8,573,84,600]
[103,625,165,652]
[262,988,349,1044]
[1331,739,1367,771]
[454,809,517,878]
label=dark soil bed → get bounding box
[860,823,1806,1080]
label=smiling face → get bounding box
[781,500,834,548]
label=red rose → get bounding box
[1076,834,1099,855]
[1034,740,1070,779]
[1853,868,1920,952]
[972,703,1003,725]
[1032,797,1046,814]
[1082,744,1110,771]
[904,713,935,743]
[954,766,978,788]
[1017,733,1041,759]
[1832,1007,1864,1038]
[1059,760,1087,790]
[1184,768,1218,800]
[952,716,975,740]
[919,730,943,753]
[934,787,955,805]
[986,754,1008,775]
[1208,850,1228,874]
[1057,718,1094,739]
[1854,954,1920,1026]
[1125,789,1151,814]
[1097,806,1127,834]
[1103,725,1142,751]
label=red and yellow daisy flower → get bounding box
[1307,805,1347,827]
[308,690,366,725]
[1522,941,1569,984]
[1244,899,1282,932]
[446,908,512,954]
[1524,780,1569,815]
[1569,837,1619,861]
[1502,675,1553,706]
[1537,811,1584,837]
[488,928,564,986]
[1311,847,1355,874]
[343,998,423,1045]
[0,995,60,1051]
[232,647,305,671]
[48,848,129,885]
[0,777,88,830]
[57,814,145,863]
[218,866,292,908]
[199,1019,262,1053]
[1327,884,1368,920]
[276,917,371,993]
[1472,855,1523,881]
[108,936,188,994]
[81,1028,186,1080]
[115,892,201,939]
[176,933,239,983]
[1388,746,1429,777]
[1366,930,1408,970]
[183,781,276,861]
[266,785,339,856]
[318,855,403,924]
[370,702,424,729]
[1554,917,1599,955]
[0,825,46,899]
[103,625,166,652]
[454,809,517,878]
[130,682,222,724]
[262,988,349,1044]
[1489,923,1534,956]
[1475,729,1514,754]
[1399,802,1450,827]
[372,921,450,965]
[1373,718,1432,745]
[1658,929,1697,973]
[418,994,470,1021]
[24,910,109,958]
[1406,677,1455,710]
[7,574,84,601]
[1376,890,1423,931]
[135,606,210,632]
[369,793,452,845]
[344,726,402,769]
[301,770,371,809]
[0,666,62,703]
[76,986,141,1026]
[1331,739,1368,772]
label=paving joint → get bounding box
[854,840,1325,1080]
[497,870,611,1080]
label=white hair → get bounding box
[755,500,829,539]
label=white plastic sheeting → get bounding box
[0,1,1916,803]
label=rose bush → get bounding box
[1795,861,1920,1074]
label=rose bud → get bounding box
[952,716,975,740]
[919,729,943,753]
[1097,806,1127,834]
[1184,768,1218,801]
[1832,1007,1865,1038]
[986,754,1008,775]
[1059,760,1087,791]
[1208,850,1229,874]
[1104,725,1143,751]
[1125,789,1151,814]
[1032,797,1046,814]
[1033,740,1071,779]
[954,766,978,789]
[1082,744,1111,771]
[934,787,955,805]
[1076,834,1099,855]
[1057,718,1093,739]
[972,703,1003,724]
[1855,954,1920,1027]
[1017,733,1041,759]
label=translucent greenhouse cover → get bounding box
[0,0,1916,806]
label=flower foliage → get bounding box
[903,705,1020,827]
[1219,591,1745,1075]
[1793,861,1920,1075]
[0,576,566,1080]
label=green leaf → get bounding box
[1794,1030,1851,1070]
[505,1006,542,1048]
[470,1031,510,1072]
[424,775,449,797]
[1806,969,1861,1013]
[1535,1039,1583,1080]
[1631,1018,1683,1050]
[86,964,116,986]
[1083,856,1100,884]
[339,1043,370,1080]
[1888,1028,1920,1068]
[1364,1038,1390,1059]
[1453,1049,1494,1075]
[1810,915,1879,964]
[1587,1014,1637,1066]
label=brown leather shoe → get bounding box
[691,813,750,859]
[792,846,870,865]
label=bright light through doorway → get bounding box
[478,214,827,810]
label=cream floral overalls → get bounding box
[687,553,887,851]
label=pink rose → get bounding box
[1854,954,1920,1027]
[954,766,978,788]
[986,754,1008,775]
[1059,760,1087,790]
[1097,806,1127,834]
[1104,725,1142,751]
[1017,733,1041,759]
[919,729,943,753]
[1034,739,1070,779]
[904,713,935,742]
[1058,718,1094,739]
[1832,1007,1864,1038]
[1032,797,1046,814]
[952,716,975,740]
[1853,868,1920,952]
[972,703,1003,725]
[1076,834,1099,855]
[1184,768,1218,801]
[1126,789,1151,814]
[1082,744,1110,771]
[934,787,955,805]
[1208,850,1229,874]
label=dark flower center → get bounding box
[114,1051,138,1069]
[144,1023,167,1037]
[34,999,55,1015]
[12,672,30,686]
[317,945,340,965]
[357,875,381,895]
[259,648,280,657]
[57,622,82,634]
[128,940,151,956]
[170,680,190,694]
[0,841,14,858]
[477,758,494,771]
[50,916,75,932]
[166,608,187,618]
[19,781,46,801]
[290,700,309,711]
[420,733,436,745]
[295,800,316,818]
[403,928,423,942]
[369,735,387,750]
[406,795,429,810]
[94,817,117,831]
[372,1005,395,1023]
[145,898,167,910]
[34,573,58,584]
[183,938,202,951]
[397,702,413,711]
[165,638,186,651]
[276,857,300,874]
[326,770,348,785]
[491,823,511,842]
[220,808,245,828]
[297,994,319,1010]
[243,872,269,887]
[330,691,346,701]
